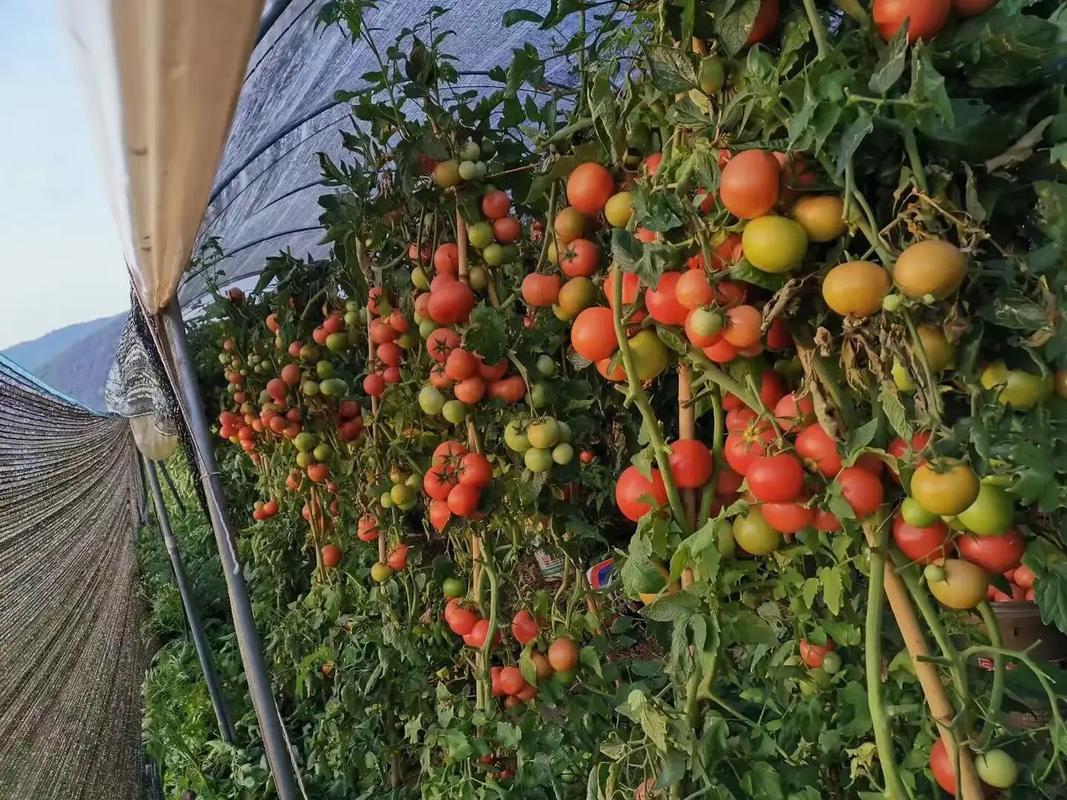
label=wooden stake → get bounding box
[678,365,697,589]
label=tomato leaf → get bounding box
[1023,539,1067,634]
[868,27,908,95]
[501,9,543,27]
[646,44,697,94]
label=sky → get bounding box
[0,0,130,350]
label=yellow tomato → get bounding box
[821,261,889,317]
[792,195,847,242]
[742,215,809,274]
[605,191,634,227]
[893,240,967,299]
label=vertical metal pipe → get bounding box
[144,456,235,743]
[161,301,300,800]
[158,459,187,515]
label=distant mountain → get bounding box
[1,313,127,411]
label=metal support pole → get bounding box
[144,455,235,743]
[161,300,300,800]
[158,459,187,516]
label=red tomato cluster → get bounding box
[251,497,279,521]
[989,563,1037,603]
[422,441,493,532]
[364,298,411,398]
[428,342,527,407]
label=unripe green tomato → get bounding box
[412,266,430,290]
[698,55,726,94]
[956,482,1013,536]
[345,300,359,313]
[552,443,574,465]
[460,139,481,161]
[344,310,360,327]
[975,749,1018,789]
[299,344,320,361]
[294,432,317,452]
[536,354,557,376]
[405,471,423,489]
[820,651,842,675]
[380,491,395,509]
[483,244,506,266]
[419,385,445,415]
[316,360,335,379]
[326,333,349,353]
[419,320,437,338]
[530,383,549,409]
[717,521,736,558]
[468,265,488,291]
[881,293,903,313]
[313,443,333,462]
[504,420,530,452]
[901,498,939,527]
[442,400,468,424]
[524,447,554,472]
[302,380,320,397]
[556,420,572,444]
[296,451,314,469]
[390,483,414,506]
[468,222,493,249]
[396,332,413,348]
[458,160,479,181]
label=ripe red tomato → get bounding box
[761,500,815,533]
[479,359,509,382]
[766,317,792,350]
[547,638,579,671]
[522,273,562,308]
[873,0,950,42]
[1014,563,1036,590]
[746,0,779,44]
[447,483,481,516]
[429,498,452,532]
[814,508,842,532]
[929,739,959,795]
[703,335,739,364]
[427,327,461,363]
[773,392,815,431]
[482,190,511,220]
[444,348,479,380]
[799,638,834,669]
[560,239,600,278]
[376,341,403,367]
[615,465,668,521]
[307,463,330,483]
[719,150,780,219]
[571,306,618,362]
[675,269,713,309]
[424,466,458,500]
[566,162,615,214]
[434,242,459,274]
[459,452,492,487]
[668,439,714,489]
[723,305,763,348]
[645,272,689,326]
[724,424,775,475]
[387,544,409,570]
[429,280,476,324]
[498,666,526,696]
[493,217,522,244]
[795,424,841,476]
[321,544,342,569]
[511,610,539,645]
[892,515,951,565]
[464,618,500,649]
[445,600,478,635]
[487,375,527,404]
[433,440,468,464]
[747,453,804,503]
[958,529,1024,574]
[836,467,884,518]
[726,407,757,432]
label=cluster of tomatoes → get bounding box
[502,416,576,472]
[251,497,279,521]
[421,440,493,533]
[363,291,414,398]
[418,339,527,421]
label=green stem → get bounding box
[543,117,595,144]
[687,350,761,412]
[903,128,928,193]
[976,602,1005,750]
[865,523,909,800]
[834,0,869,25]
[610,267,690,531]
[478,549,499,713]
[802,0,829,59]
[902,310,944,421]
[895,555,971,711]
[536,183,558,273]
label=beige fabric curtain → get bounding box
[63,0,263,313]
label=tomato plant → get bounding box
[143,2,1067,798]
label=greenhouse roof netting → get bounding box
[178,0,582,306]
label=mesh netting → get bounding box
[0,354,148,800]
[179,0,581,306]
[106,290,181,438]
